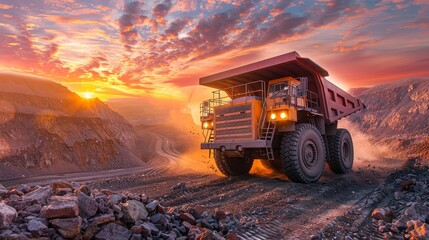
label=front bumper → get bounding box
[201,140,271,150]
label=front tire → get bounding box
[327,129,354,174]
[280,124,326,183]
[214,150,254,176]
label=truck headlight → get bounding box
[203,122,209,129]
[270,113,276,120]
[280,112,287,119]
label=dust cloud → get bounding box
[338,119,403,172]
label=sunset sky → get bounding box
[0,0,428,103]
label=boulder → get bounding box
[0,203,17,229]
[44,196,79,219]
[50,217,82,238]
[94,223,132,240]
[77,192,98,218]
[22,186,53,204]
[122,200,148,223]
[27,219,48,236]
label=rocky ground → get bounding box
[317,158,429,240]
[2,157,428,240]
[0,180,241,240]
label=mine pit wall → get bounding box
[0,91,141,179]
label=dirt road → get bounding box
[88,129,404,239]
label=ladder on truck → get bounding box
[203,129,215,158]
[257,100,276,160]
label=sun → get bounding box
[82,92,95,99]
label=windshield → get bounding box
[269,82,290,98]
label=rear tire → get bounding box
[280,124,326,183]
[214,150,254,176]
[261,159,282,171]
[327,128,354,174]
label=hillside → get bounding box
[349,78,429,160]
[0,72,142,180]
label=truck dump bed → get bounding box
[199,51,364,123]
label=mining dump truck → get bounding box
[199,51,365,183]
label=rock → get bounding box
[190,205,206,219]
[98,201,109,214]
[378,225,387,233]
[130,233,143,240]
[0,203,17,229]
[44,196,79,219]
[215,209,226,220]
[22,186,53,204]
[401,179,416,191]
[122,200,148,223]
[405,203,429,221]
[394,191,404,200]
[151,213,168,225]
[131,225,143,234]
[410,222,429,239]
[76,184,91,196]
[25,204,42,213]
[83,223,99,240]
[156,204,165,214]
[145,200,159,212]
[180,212,196,225]
[52,181,73,191]
[371,208,393,222]
[92,213,115,225]
[108,194,123,206]
[77,192,98,218]
[394,217,408,230]
[182,221,193,230]
[141,222,159,237]
[171,182,186,191]
[49,217,82,238]
[225,232,240,240]
[54,188,72,196]
[27,219,48,236]
[94,223,132,240]
[195,228,216,240]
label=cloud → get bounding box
[165,18,190,37]
[44,15,105,25]
[153,0,173,20]
[118,1,146,51]
[0,0,428,98]
[0,4,13,9]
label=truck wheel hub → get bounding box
[302,141,317,168]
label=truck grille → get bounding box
[214,103,253,141]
